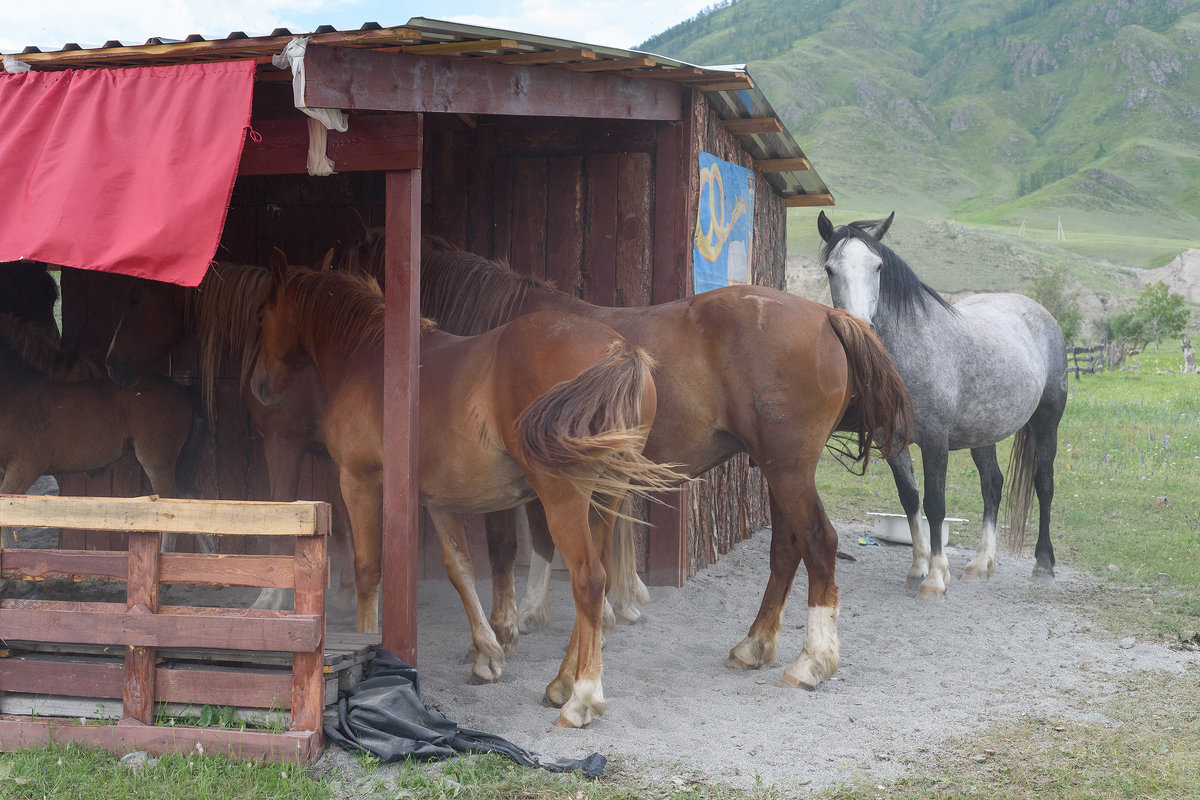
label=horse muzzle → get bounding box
[250,366,286,408]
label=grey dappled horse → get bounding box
[818,211,1067,599]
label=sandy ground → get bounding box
[365,520,1198,794]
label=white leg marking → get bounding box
[918,553,950,600]
[963,519,997,581]
[250,588,290,610]
[557,677,606,728]
[905,515,930,591]
[517,551,553,634]
[608,513,649,624]
[780,605,840,690]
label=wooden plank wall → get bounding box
[420,114,661,577]
[681,92,785,579]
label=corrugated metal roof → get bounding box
[4,17,831,206]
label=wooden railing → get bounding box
[0,495,329,763]
[1068,343,1106,378]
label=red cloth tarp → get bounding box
[0,60,255,286]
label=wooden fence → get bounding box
[1068,343,1106,378]
[0,495,329,763]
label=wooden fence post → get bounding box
[290,505,329,736]
[122,530,160,725]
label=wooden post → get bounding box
[644,101,695,587]
[290,505,328,736]
[121,530,160,725]
[382,120,423,663]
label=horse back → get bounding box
[630,286,854,468]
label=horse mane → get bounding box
[0,313,100,381]
[420,236,554,335]
[277,268,385,355]
[186,262,275,415]
[821,219,957,321]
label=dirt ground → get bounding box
[364,520,1197,794]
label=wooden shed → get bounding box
[2,18,833,661]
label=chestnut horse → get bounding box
[419,238,912,691]
[105,260,354,609]
[0,315,202,536]
[250,261,685,727]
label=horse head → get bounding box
[817,211,894,327]
[106,278,189,387]
[251,251,311,407]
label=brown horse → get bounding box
[420,238,912,692]
[105,260,355,609]
[250,260,685,727]
[0,314,201,511]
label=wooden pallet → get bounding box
[0,494,339,763]
[0,632,380,725]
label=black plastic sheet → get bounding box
[324,649,606,778]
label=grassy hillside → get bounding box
[642,0,1200,322]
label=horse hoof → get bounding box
[471,661,503,684]
[916,586,945,602]
[960,569,990,584]
[775,673,802,689]
[725,654,759,671]
[776,673,820,691]
[554,709,591,728]
[904,575,926,595]
[1031,569,1056,588]
[613,605,641,625]
[517,607,550,635]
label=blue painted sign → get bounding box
[693,152,755,294]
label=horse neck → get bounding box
[300,322,381,394]
[521,285,599,318]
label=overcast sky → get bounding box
[2,0,714,55]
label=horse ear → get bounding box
[817,211,834,243]
[269,247,289,282]
[871,212,896,241]
[319,248,336,272]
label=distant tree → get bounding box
[1030,268,1081,342]
[1105,311,1149,348]
[1134,281,1190,351]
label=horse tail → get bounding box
[515,340,688,510]
[1004,424,1036,554]
[826,309,913,472]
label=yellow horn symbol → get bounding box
[694,163,747,263]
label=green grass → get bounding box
[823,671,1200,800]
[0,743,327,800]
[817,341,1200,640]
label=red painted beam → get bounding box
[381,162,423,665]
[240,115,421,175]
[0,606,321,652]
[302,45,683,121]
